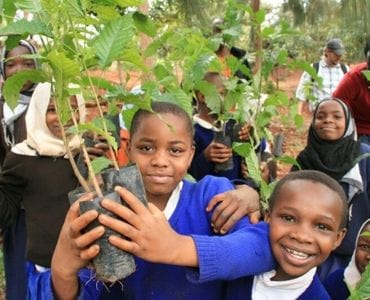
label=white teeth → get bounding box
[285,248,309,259]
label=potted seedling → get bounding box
[0,0,157,282]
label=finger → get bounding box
[206,194,224,212]
[73,225,104,249]
[108,234,139,254]
[99,214,140,244]
[69,209,99,238]
[100,198,143,229]
[219,210,246,234]
[211,201,238,232]
[80,244,100,260]
[114,186,149,215]
[249,210,262,224]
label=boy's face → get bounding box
[46,96,79,139]
[314,100,346,141]
[266,179,346,281]
[355,223,370,274]
[5,45,36,91]
[128,113,194,206]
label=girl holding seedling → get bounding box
[292,97,370,281]
[31,101,274,299]
[324,219,370,299]
[0,39,39,300]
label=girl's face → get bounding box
[128,113,194,208]
[46,96,79,139]
[355,223,370,274]
[4,45,36,91]
[313,100,346,141]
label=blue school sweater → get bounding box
[225,272,331,300]
[28,176,275,300]
[323,268,350,300]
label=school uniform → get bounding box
[28,176,275,300]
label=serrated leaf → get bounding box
[3,70,48,109]
[91,156,112,175]
[121,48,148,71]
[93,16,134,68]
[133,12,156,37]
[14,0,42,12]
[0,19,52,37]
[349,263,370,299]
[114,0,143,7]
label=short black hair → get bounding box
[130,101,194,139]
[269,170,348,229]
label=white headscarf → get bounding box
[12,82,85,157]
[344,218,370,289]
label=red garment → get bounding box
[333,63,370,136]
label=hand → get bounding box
[237,124,252,141]
[206,184,261,234]
[99,186,198,267]
[204,142,232,163]
[85,135,110,160]
[51,193,103,279]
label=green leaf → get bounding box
[114,0,143,7]
[121,48,148,71]
[93,15,134,68]
[0,19,52,37]
[360,231,370,238]
[133,12,156,37]
[2,70,48,109]
[349,263,370,299]
[362,70,370,82]
[2,0,16,23]
[91,156,112,175]
[14,0,42,12]
[255,10,266,25]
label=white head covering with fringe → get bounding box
[343,218,370,289]
[11,82,85,157]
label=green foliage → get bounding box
[349,262,370,300]
[3,70,48,109]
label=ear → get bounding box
[332,228,347,250]
[264,210,271,223]
[187,144,195,167]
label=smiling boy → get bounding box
[226,170,348,299]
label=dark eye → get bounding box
[47,108,56,113]
[170,147,183,155]
[316,223,331,231]
[281,215,295,223]
[358,243,370,251]
[24,61,35,68]
[139,145,153,152]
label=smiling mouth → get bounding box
[284,247,311,260]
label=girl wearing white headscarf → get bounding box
[291,98,370,281]
[0,82,85,289]
[324,218,370,299]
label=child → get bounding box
[189,72,263,182]
[0,81,85,298]
[38,101,275,299]
[226,170,348,299]
[0,39,39,299]
[324,219,370,299]
[291,97,370,280]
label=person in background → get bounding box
[212,17,252,82]
[0,39,39,300]
[333,38,370,145]
[295,38,349,115]
[324,218,370,299]
[189,72,260,183]
[291,97,370,281]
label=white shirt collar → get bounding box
[252,267,316,300]
[162,181,183,219]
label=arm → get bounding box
[206,184,261,234]
[0,154,26,228]
[98,187,274,280]
[51,194,103,300]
